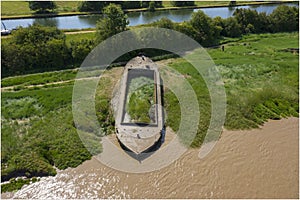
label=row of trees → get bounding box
[2,4,298,77]
[27,1,164,13]
[152,4,298,43]
[78,1,163,12]
[28,1,197,13]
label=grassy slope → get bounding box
[1,1,80,16]
[65,32,95,45]
[164,32,299,146]
[2,1,292,17]
[1,32,298,191]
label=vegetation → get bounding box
[95,3,129,44]
[1,69,77,88]
[28,1,56,13]
[1,177,40,193]
[78,1,110,12]
[2,5,298,77]
[1,25,70,77]
[171,1,195,7]
[1,32,298,192]
[1,82,97,189]
[126,77,155,123]
[1,1,299,192]
[2,1,286,17]
[164,32,298,146]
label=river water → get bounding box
[2,3,298,30]
[2,117,298,199]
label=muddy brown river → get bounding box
[2,117,298,199]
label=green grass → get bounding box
[2,69,78,87]
[1,1,230,17]
[54,1,80,13]
[1,177,40,193]
[162,1,229,7]
[95,67,123,135]
[163,32,298,147]
[1,1,32,16]
[65,32,95,45]
[2,1,290,17]
[126,77,155,123]
[1,84,95,187]
[1,1,79,16]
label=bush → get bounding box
[148,1,156,12]
[70,39,95,65]
[78,1,109,12]
[154,17,174,29]
[95,3,129,44]
[189,10,221,46]
[2,25,70,77]
[270,5,299,32]
[221,17,242,37]
[28,1,56,13]
[171,1,195,7]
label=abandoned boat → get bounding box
[114,56,164,154]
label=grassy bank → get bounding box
[165,33,298,146]
[2,1,297,19]
[1,32,298,192]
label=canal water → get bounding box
[2,3,298,30]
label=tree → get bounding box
[189,10,220,46]
[154,17,174,29]
[220,17,242,37]
[95,3,129,44]
[141,1,162,8]
[2,25,70,77]
[270,5,299,33]
[233,8,268,34]
[70,39,95,64]
[228,1,236,7]
[148,1,156,12]
[78,1,109,12]
[28,1,56,13]
[119,1,141,9]
[171,1,195,7]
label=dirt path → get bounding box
[1,76,99,92]
[2,117,298,199]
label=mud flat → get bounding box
[2,117,298,199]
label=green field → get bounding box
[1,1,80,16]
[0,1,231,17]
[1,1,283,17]
[1,32,298,192]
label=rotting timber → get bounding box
[114,56,164,154]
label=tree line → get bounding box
[2,4,298,77]
[27,1,195,13]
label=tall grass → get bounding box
[164,32,298,146]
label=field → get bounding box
[1,1,80,16]
[1,1,284,17]
[1,32,298,192]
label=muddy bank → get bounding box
[2,117,298,199]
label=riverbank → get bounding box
[1,0,297,20]
[2,117,298,199]
[1,32,298,194]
